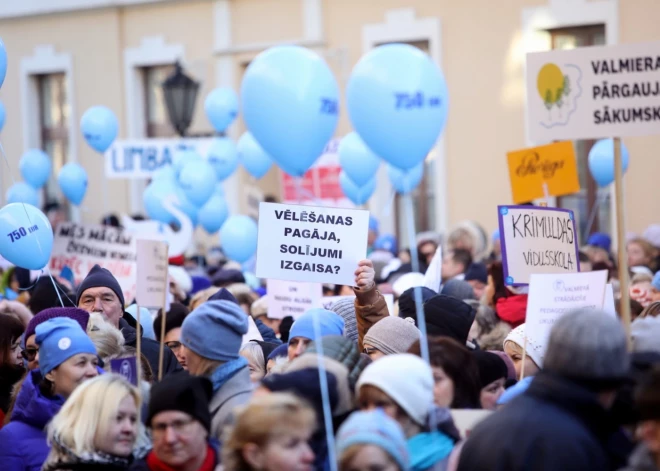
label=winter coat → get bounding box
[129,440,220,471]
[457,372,625,471]
[619,443,659,471]
[0,370,65,471]
[353,285,389,351]
[119,313,182,379]
[209,365,252,440]
[255,318,282,345]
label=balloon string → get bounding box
[312,313,338,471]
[405,194,430,364]
[46,267,65,307]
[102,162,109,221]
[584,191,604,237]
[16,271,42,292]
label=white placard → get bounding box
[49,222,137,304]
[450,410,492,439]
[256,203,369,285]
[526,41,660,142]
[603,283,617,318]
[136,240,169,308]
[498,205,580,286]
[320,294,395,316]
[267,279,323,320]
[525,270,608,352]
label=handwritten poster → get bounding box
[136,240,169,308]
[50,223,137,304]
[256,203,369,285]
[506,141,580,203]
[498,205,580,286]
[267,279,323,320]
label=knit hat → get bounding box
[632,317,660,353]
[329,298,358,343]
[25,307,90,343]
[363,317,420,356]
[305,336,371,392]
[464,263,488,284]
[180,300,249,361]
[473,351,509,388]
[587,232,612,252]
[336,410,409,471]
[441,280,476,301]
[357,353,433,425]
[397,286,437,318]
[35,317,97,375]
[252,340,279,362]
[267,343,289,361]
[208,287,239,304]
[76,264,125,307]
[28,277,76,314]
[250,295,269,318]
[652,272,660,292]
[211,268,245,287]
[289,309,345,343]
[148,373,213,432]
[543,309,629,385]
[643,224,660,248]
[417,295,476,344]
[504,324,544,369]
[488,350,516,380]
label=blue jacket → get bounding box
[0,370,65,471]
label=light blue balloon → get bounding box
[588,138,630,187]
[152,165,177,183]
[338,132,380,187]
[143,179,176,224]
[173,186,199,226]
[58,163,88,205]
[173,150,202,179]
[6,182,39,207]
[178,159,216,207]
[198,194,229,234]
[347,44,449,171]
[205,88,239,133]
[0,100,5,132]
[19,149,51,189]
[80,106,118,153]
[219,215,258,263]
[388,162,424,194]
[339,172,376,205]
[241,45,339,177]
[0,38,6,89]
[238,131,273,179]
[207,138,238,182]
[214,183,225,197]
[0,203,53,269]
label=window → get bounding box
[38,73,69,212]
[143,65,175,137]
[549,25,607,244]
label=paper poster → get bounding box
[110,356,138,386]
[603,283,616,318]
[498,205,580,286]
[267,279,323,320]
[320,294,395,316]
[256,202,370,285]
[526,41,660,142]
[525,270,608,353]
[506,141,580,203]
[450,410,492,438]
[50,222,137,304]
[242,316,264,347]
[136,240,169,308]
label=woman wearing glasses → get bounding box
[0,314,26,427]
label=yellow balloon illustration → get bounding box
[537,63,564,103]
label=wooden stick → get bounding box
[136,303,142,384]
[158,244,170,381]
[613,137,632,347]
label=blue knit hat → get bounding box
[181,300,249,361]
[76,264,125,307]
[336,409,409,471]
[35,317,97,375]
[587,232,612,253]
[289,308,344,343]
[652,271,660,292]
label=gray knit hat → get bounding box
[330,298,358,343]
[363,316,420,356]
[632,316,660,354]
[441,279,476,301]
[544,309,629,384]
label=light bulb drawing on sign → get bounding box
[537,62,582,129]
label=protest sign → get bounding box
[506,141,580,203]
[110,357,138,386]
[320,294,395,316]
[267,279,323,320]
[256,202,369,285]
[525,270,608,354]
[50,222,137,303]
[604,283,617,318]
[526,41,660,142]
[498,205,579,286]
[451,410,492,439]
[136,240,169,308]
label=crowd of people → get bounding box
[0,215,660,471]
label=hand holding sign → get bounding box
[354,259,376,291]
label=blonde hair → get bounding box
[189,287,220,311]
[222,393,316,471]
[87,313,125,363]
[240,341,265,375]
[44,374,140,464]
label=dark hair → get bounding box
[0,315,25,365]
[408,337,481,408]
[487,261,510,305]
[451,249,473,271]
[101,214,121,228]
[153,303,190,341]
[579,251,590,263]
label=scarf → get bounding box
[42,434,132,471]
[145,444,216,471]
[496,294,528,327]
[407,431,454,471]
[209,356,248,393]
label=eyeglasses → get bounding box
[21,347,39,361]
[151,417,195,438]
[165,341,182,352]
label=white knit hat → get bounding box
[356,353,433,425]
[503,323,545,369]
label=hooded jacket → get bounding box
[0,370,65,471]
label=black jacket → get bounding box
[120,313,182,379]
[0,363,25,413]
[43,459,131,471]
[457,372,628,471]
